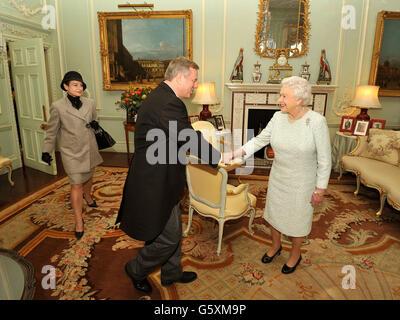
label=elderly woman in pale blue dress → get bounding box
[223,76,331,274]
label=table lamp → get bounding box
[192,82,219,120]
[351,85,382,121]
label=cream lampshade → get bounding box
[351,85,382,121]
[192,82,219,120]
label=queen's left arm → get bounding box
[313,116,332,189]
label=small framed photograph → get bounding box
[206,117,217,127]
[353,120,370,136]
[189,115,200,124]
[213,115,225,130]
[340,116,355,133]
[368,118,386,130]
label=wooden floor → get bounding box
[0,152,351,212]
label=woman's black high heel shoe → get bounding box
[282,255,302,274]
[83,194,98,208]
[75,220,84,240]
[261,246,282,264]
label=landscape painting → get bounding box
[98,11,192,90]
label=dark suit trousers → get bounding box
[126,203,183,283]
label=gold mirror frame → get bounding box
[98,10,193,91]
[254,0,310,59]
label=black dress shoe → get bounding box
[161,271,197,287]
[282,255,302,274]
[261,246,282,264]
[83,195,98,208]
[124,263,152,294]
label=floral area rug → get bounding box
[1,166,400,300]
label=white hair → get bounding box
[281,76,312,106]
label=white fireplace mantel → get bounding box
[225,82,337,148]
[225,82,337,93]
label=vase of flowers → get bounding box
[115,87,152,124]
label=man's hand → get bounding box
[41,152,53,165]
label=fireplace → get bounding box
[246,107,279,160]
[226,83,336,167]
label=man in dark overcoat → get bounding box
[116,57,221,294]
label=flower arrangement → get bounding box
[115,87,152,113]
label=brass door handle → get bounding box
[40,123,48,130]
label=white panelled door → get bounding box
[9,38,57,175]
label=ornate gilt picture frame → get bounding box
[98,10,193,90]
[369,11,400,97]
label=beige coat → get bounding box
[43,97,103,174]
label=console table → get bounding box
[123,121,135,155]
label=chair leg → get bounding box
[217,220,225,256]
[376,193,387,217]
[338,165,343,182]
[354,175,361,196]
[7,164,14,186]
[183,206,193,237]
[248,207,255,235]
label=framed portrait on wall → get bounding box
[369,11,400,97]
[369,118,386,130]
[213,115,225,131]
[98,10,193,90]
[353,120,370,136]
[339,116,355,133]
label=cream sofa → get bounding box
[339,128,400,216]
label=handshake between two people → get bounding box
[219,148,246,169]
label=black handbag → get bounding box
[94,125,116,150]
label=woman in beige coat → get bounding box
[42,71,103,239]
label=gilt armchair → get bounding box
[184,121,256,256]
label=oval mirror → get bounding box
[255,0,310,58]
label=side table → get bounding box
[331,131,357,173]
[123,121,135,155]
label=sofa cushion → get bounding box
[360,129,400,166]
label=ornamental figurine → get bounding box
[300,62,311,81]
[230,48,244,83]
[317,49,332,84]
[252,61,262,83]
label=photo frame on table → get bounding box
[353,120,370,136]
[98,10,193,90]
[369,118,386,130]
[189,115,200,124]
[339,116,355,133]
[213,115,225,130]
[206,117,217,128]
[368,11,400,97]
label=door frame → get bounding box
[1,34,59,173]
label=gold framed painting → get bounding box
[369,11,400,97]
[98,10,193,91]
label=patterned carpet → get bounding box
[1,166,400,300]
